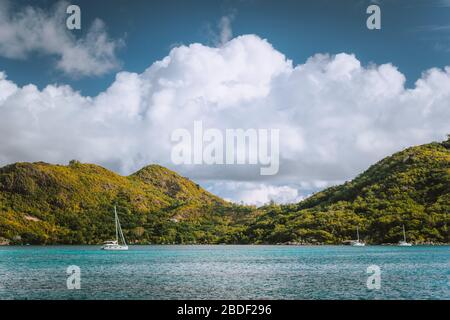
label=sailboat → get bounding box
[102,206,128,250]
[351,226,365,246]
[398,225,412,246]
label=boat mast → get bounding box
[114,205,127,246]
[114,206,119,243]
[357,226,360,242]
[117,214,127,246]
[403,225,406,242]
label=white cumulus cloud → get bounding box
[0,0,122,77]
[0,34,449,204]
[208,181,304,206]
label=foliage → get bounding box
[0,137,449,245]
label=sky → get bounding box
[0,0,449,205]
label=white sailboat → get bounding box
[351,226,365,246]
[398,225,412,246]
[102,206,128,250]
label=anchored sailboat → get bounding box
[351,226,365,246]
[398,225,412,246]
[102,206,128,251]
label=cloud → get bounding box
[416,25,450,32]
[218,15,234,46]
[207,14,235,47]
[207,182,304,206]
[0,34,449,204]
[0,0,122,77]
[436,0,450,6]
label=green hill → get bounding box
[0,138,448,245]
[0,161,251,244]
[243,138,449,244]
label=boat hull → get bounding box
[102,245,129,251]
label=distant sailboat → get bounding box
[398,225,412,247]
[102,206,128,251]
[351,226,365,246]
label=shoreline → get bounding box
[1,243,449,247]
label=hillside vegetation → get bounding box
[0,161,254,244]
[0,138,448,245]
[243,138,449,244]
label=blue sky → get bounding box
[2,0,450,96]
[0,0,449,204]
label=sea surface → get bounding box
[0,245,448,300]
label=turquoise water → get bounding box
[0,245,448,300]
